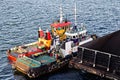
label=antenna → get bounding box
[60,5,63,23]
[65,14,68,23]
[39,27,41,31]
[74,3,77,26]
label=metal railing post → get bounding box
[80,47,84,63]
[107,54,111,71]
[93,51,97,67]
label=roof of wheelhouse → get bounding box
[51,21,71,28]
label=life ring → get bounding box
[51,64,55,69]
[48,67,52,72]
[27,73,33,78]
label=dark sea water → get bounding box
[0,0,120,80]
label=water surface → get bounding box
[0,0,120,80]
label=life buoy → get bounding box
[51,64,55,69]
[27,73,32,78]
[48,67,52,72]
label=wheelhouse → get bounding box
[51,21,71,40]
[65,24,93,45]
[65,25,87,39]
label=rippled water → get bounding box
[0,0,120,80]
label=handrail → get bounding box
[78,46,120,58]
[78,46,120,72]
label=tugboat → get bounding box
[6,5,95,78]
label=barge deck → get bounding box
[69,30,120,80]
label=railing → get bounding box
[77,46,120,75]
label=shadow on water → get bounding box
[13,67,77,80]
[13,67,110,80]
[13,67,83,80]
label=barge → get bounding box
[69,30,120,80]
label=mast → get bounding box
[39,27,41,31]
[74,3,77,26]
[60,5,63,23]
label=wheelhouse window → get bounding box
[57,27,61,30]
